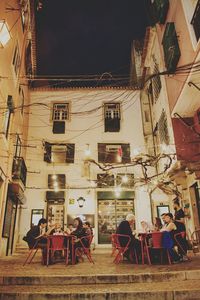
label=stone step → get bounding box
[0,280,200,300]
[1,269,199,285]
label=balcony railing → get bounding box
[12,157,27,186]
[162,22,181,73]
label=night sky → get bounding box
[35,0,148,80]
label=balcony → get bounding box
[162,22,181,73]
[12,157,27,187]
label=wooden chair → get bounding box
[111,233,132,264]
[23,239,44,266]
[75,235,94,264]
[46,235,69,266]
[146,232,171,265]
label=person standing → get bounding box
[173,198,186,233]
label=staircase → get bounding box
[0,248,200,299]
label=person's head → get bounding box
[141,221,148,228]
[68,224,73,229]
[83,221,91,228]
[74,217,83,229]
[164,213,174,224]
[38,218,47,229]
[126,214,135,225]
[154,217,162,228]
[161,213,166,223]
[173,198,180,210]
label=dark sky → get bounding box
[35,0,148,79]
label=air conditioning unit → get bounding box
[194,108,200,134]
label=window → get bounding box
[25,42,32,76]
[20,0,28,31]
[3,96,14,139]
[48,174,66,189]
[44,142,75,163]
[97,173,115,187]
[98,143,131,163]
[12,44,20,76]
[152,57,162,102]
[104,103,120,132]
[116,173,135,187]
[162,22,181,73]
[191,0,200,42]
[52,103,69,121]
[19,86,24,115]
[31,209,44,227]
[158,110,169,145]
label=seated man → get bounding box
[116,214,141,262]
[23,218,48,263]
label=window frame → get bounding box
[52,102,69,121]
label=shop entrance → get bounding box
[97,191,134,244]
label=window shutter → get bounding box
[52,121,65,134]
[121,144,131,163]
[44,142,51,163]
[66,144,75,163]
[98,143,106,163]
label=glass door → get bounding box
[98,199,134,244]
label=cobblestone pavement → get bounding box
[0,248,199,276]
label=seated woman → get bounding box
[70,217,87,262]
[83,221,93,236]
[160,213,181,263]
[153,217,163,232]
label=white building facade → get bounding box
[19,87,152,246]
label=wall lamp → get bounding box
[77,197,86,208]
[0,20,11,47]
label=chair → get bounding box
[46,235,69,266]
[146,232,171,265]
[23,239,45,266]
[191,229,200,255]
[111,233,134,264]
[174,231,190,260]
[75,235,94,264]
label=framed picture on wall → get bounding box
[31,209,44,227]
[157,205,170,220]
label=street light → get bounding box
[0,20,11,47]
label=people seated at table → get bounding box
[116,214,141,263]
[140,220,152,233]
[49,223,64,235]
[152,217,162,232]
[83,221,93,236]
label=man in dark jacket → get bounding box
[116,214,141,262]
[24,218,47,249]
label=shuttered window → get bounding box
[98,143,130,163]
[162,22,181,73]
[191,0,200,42]
[44,143,75,163]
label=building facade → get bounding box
[18,87,152,247]
[0,0,36,256]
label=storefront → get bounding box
[97,191,134,244]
